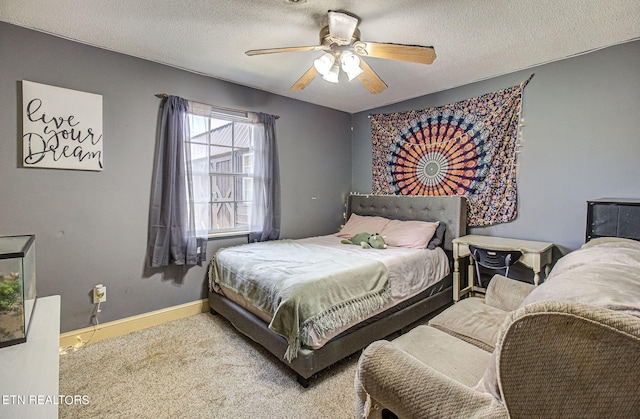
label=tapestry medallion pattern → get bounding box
[370,78,532,226]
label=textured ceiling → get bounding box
[2,0,639,113]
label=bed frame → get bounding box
[208,194,467,387]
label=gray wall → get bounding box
[352,40,640,255]
[0,23,352,332]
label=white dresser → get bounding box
[0,295,60,419]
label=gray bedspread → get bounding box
[210,240,391,360]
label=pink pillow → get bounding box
[335,214,390,238]
[381,220,440,249]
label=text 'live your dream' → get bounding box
[23,98,103,169]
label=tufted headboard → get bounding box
[346,195,467,251]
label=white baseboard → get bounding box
[59,298,209,352]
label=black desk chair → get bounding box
[469,245,523,287]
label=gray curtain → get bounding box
[249,113,281,242]
[148,96,206,267]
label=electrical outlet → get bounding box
[93,284,106,304]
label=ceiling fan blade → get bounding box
[246,45,328,56]
[356,59,387,94]
[290,66,319,91]
[355,42,436,64]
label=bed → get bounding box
[208,194,467,386]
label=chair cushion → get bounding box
[485,274,535,312]
[428,297,509,351]
[391,325,492,387]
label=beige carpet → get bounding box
[59,312,358,418]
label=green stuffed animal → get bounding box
[341,232,387,249]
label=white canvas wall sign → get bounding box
[22,81,103,171]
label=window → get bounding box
[186,109,256,236]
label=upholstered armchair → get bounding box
[355,300,640,418]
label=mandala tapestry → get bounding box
[370,77,532,226]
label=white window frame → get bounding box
[186,107,255,238]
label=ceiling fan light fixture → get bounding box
[340,51,363,81]
[327,11,358,44]
[313,53,335,76]
[248,10,434,93]
[322,62,340,83]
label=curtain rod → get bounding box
[155,93,280,119]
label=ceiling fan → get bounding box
[245,10,436,94]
